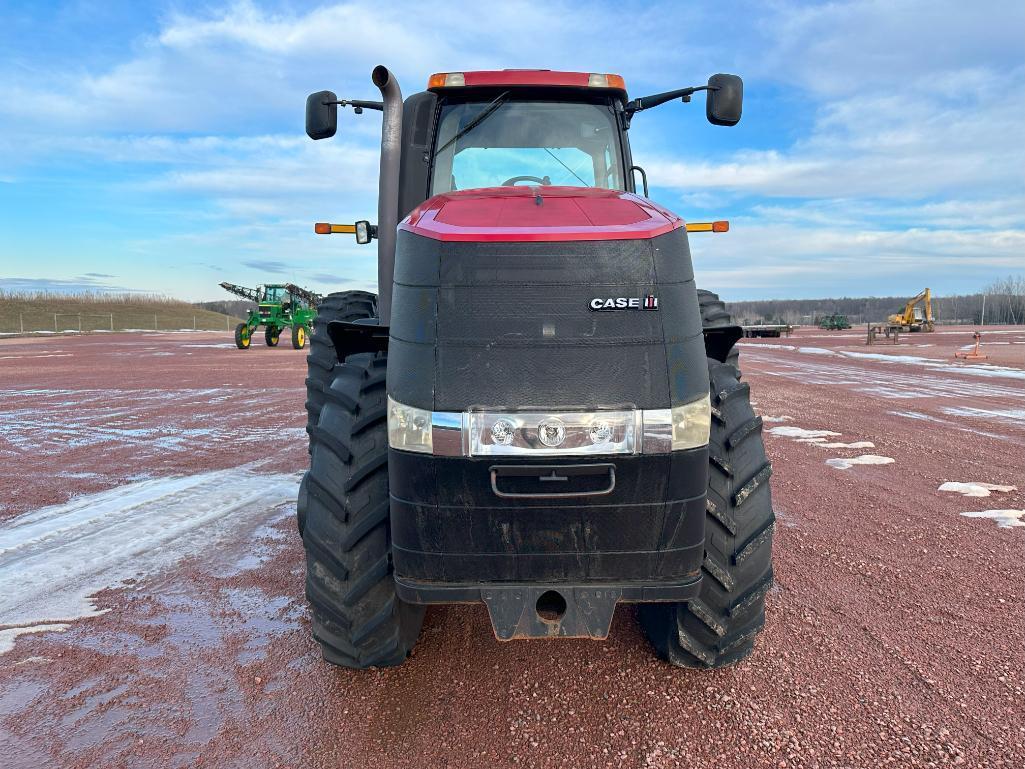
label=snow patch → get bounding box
[14,655,52,666]
[826,455,895,470]
[889,410,1015,444]
[0,468,299,655]
[0,624,71,653]
[959,509,1025,529]
[767,426,841,440]
[843,352,1025,380]
[797,347,837,356]
[938,482,1017,498]
[815,441,876,449]
[941,406,1025,426]
[737,343,796,350]
[746,343,1025,380]
[0,353,72,360]
[761,415,793,423]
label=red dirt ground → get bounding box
[1,327,1023,769]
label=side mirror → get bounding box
[306,90,338,140]
[706,74,743,126]
[355,220,373,245]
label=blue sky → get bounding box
[1,0,1022,302]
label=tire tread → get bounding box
[301,351,424,669]
[640,358,774,669]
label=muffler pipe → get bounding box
[372,65,402,326]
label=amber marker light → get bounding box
[428,73,464,88]
[314,223,358,235]
[605,74,627,90]
[685,221,730,233]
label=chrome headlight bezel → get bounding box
[386,394,711,457]
[467,410,638,457]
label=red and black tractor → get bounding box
[298,66,773,669]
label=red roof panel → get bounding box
[430,70,627,92]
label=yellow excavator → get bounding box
[888,288,934,332]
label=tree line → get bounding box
[725,275,1025,326]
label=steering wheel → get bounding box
[501,175,551,186]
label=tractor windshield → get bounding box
[263,286,286,302]
[430,98,625,194]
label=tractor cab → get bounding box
[396,70,740,222]
[424,74,630,198]
[261,284,288,303]
[258,284,289,322]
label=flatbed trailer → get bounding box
[742,324,795,338]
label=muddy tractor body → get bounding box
[298,67,774,669]
[220,282,319,349]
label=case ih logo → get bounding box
[589,295,659,311]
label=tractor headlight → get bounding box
[385,395,711,456]
[670,393,711,451]
[387,397,432,454]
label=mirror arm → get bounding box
[625,84,716,122]
[324,98,385,115]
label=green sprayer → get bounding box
[219,282,320,349]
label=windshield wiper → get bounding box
[543,148,590,187]
[434,91,510,157]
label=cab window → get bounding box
[431,98,624,194]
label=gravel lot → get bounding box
[1,327,1022,768]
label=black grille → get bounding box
[389,229,706,411]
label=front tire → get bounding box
[305,291,377,441]
[291,324,307,350]
[697,289,740,373]
[265,326,280,347]
[301,352,424,668]
[234,323,251,349]
[640,358,774,668]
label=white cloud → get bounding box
[760,0,1025,95]
[653,73,1025,200]
[157,1,434,59]
[692,222,1025,296]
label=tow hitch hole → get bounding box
[535,590,567,622]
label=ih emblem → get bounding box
[589,295,659,311]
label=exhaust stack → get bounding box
[372,65,402,326]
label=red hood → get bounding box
[399,187,683,242]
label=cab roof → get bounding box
[427,70,627,96]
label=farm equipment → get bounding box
[219,282,320,350]
[297,66,774,671]
[888,288,934,332]
[866,322,900,345]
[954,331,987,360]
[742,323,794,338]
[818,314,851,330]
